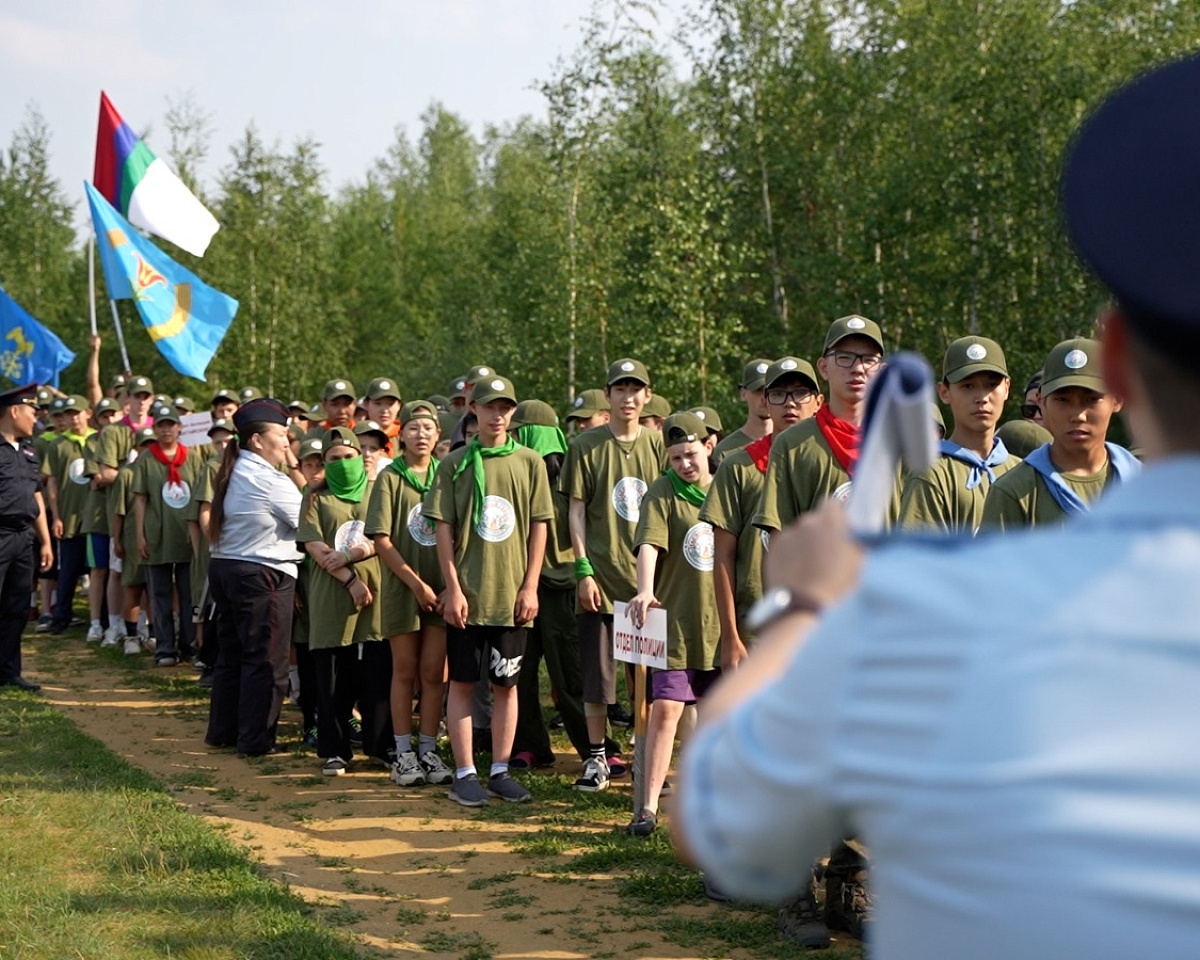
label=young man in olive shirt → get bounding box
[424,376,554,807]
[899,336,1020,534]
[982,338,1139,528]
[41,395,95,634]
[562,358,667,792]
[711,358,774,466]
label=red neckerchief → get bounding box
[745,433,773,474]
[815,405,860,476]
[149,442,188,486]
[383,421,401,456]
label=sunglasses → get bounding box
[1020,403,1040,418]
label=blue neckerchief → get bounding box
[1024,442,1142,517]
[939,437,1010,490]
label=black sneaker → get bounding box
[627,809,657,837]
[322,757,348,777]
[607,702,634,727]
[777,874,831,949]
[448,773,489,807]
[548,712,565,730]
[487,771,532,803]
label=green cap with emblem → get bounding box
[426,394,450,411]
[366,377,402,401]
[512,399,559,429]
[449,376,468,399]
[322,379,355,402]
[239,386,263,402]
[110,373,127,391]
[606,357,650,387]
[134,426,156,446]
[353,419,389,444]
[642,394,671,419]
[401,400,440,425]
[151,403,180,424]
[153,394,172,409]
[211,387,238,405]
[208,417,234,436]
[35,387,53,408]
[689,406,723,435]
[173,395,195,413]
[471,375,517,406]
[94,397,121,416]
[287,422,305,444]
[943,336,1007,383]
[996,419,1053,458]
[565,388,611,421]
[466,365,496,384]
[323,426,360,451]
[824,314,885,354]
[764,356,820,392]
[307,401,324,419]
[287,399,310,415]
[438,411,459,436]
[1040,338,1104,396]
[48,396,66,413]
[298,436,326,460]
[741,358,773,391]
[58,394,88,413]
[662,412,706,446]
[127,375,154,397]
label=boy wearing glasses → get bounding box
[701,357,822,672]
[898,336,1019,534]
[754,316,892,536]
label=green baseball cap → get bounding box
[35,387,53,408]
[151,403,180,424]
[641,394,671,419]
[606,357,650,387]
[366,377,402,401]
[48,396,66,414]
[287,422,306,444]
[740,358,772,391]
[239,386,263,402]
[764,357,819,392]
[996,419,1053,459]
[426,394,450,411]
[322,379,356,402]
[400,400,440,425]
[466,365,497,384]
[942,336,1008,383]
[689,406,723,435]
[471,375,517,406]
[58,395,88,413]
[134,426,156,446]
[449,376,468,399]
[323,426,360,451]
[153,393,172,409]
[173,396,195,413]
[110,373,127,391]
[512,399,558,429]
[208,417,234,436]
[662,412,706,446]
[565,388,611,420]
[94,397,121,416]
[1040,338,1104,396]
[438,411,459,436]
[353,419,389,444]
[824,314,885,354]
[307,402,324,420]
[298,436,326,460]
[287,399,310,415]
[211,388,239,405]
[127,375,154,397]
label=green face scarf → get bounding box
[324,454,368,503]
[452,436,518,529]
[390,455,439,495]
[667,467,707,507]
[516,424,567,459]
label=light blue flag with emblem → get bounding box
[84,181,237,381]
[0,283,76,387]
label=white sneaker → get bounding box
[123,636,141,656]
[140,633,155,653]
[390,751,427,787]
[573,756,611,792]
[420,750,454,785]
[101,624,123,648]
[85,624,104,644]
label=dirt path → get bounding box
[24,635,860,959]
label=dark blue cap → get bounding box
[232,397,288,431]
[1063,54,1200,359]
[0,382,38,409]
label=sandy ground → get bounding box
[23,635,859,959]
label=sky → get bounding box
[0,0,683,227]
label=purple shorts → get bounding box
[648,667,721,704]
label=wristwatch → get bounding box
[745,586,823,633]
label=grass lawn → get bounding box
[0,688,367,959]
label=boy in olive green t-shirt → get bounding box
[423,376,553,808]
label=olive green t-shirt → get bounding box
[712,426,753,466]
[898,451,1021,534]
[698,447,767,629]
[753,418,900,532]
[981,458,1114,530]
[297,484,383,648]
[365,463,445,637]
[96,422,136,471]
[80,432,109,536]
[634,476,720,671]
[423,444,555,627]
[131,447,202,565]
[542,485,575,590]
[109,463,144,587]
[561,425,666,612]
[40,432,96,538]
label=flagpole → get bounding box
[109,299,131,374]
[87,235,98,336]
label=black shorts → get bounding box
[446,625,527,688]
[578,611,617,705]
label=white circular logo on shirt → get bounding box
[407,503,437,547]
[620,361,635,372]
[830,481,853,504]
[682,521,715,572]
[162,481,191,510]
[127,449,138,464]
[335,519,371,552]
[847,317,866,330]
[476,495,516,543]
[611,477,648,522]
[68,458,89,485]
[966,344,987,360]
[1064,349,1088,370]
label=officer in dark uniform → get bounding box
[0,383,54,690]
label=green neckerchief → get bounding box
[61,427,96,447]
[452,436,518,529]
[516,424,567,458]
[667,468,707,507]
[390,455,439,495]
[324,455,368,503]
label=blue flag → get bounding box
[85,181,237,381]
[0,283,76,387]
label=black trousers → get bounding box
[205,559,295,756]
[312,641,394,762]
[52,535,86,628]
[144,561,195,660]
[0,527,33,682]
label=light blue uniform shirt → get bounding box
[209,450,303,577]
[682,456,1200,960]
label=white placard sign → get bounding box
[613,601,668,670]
[179,411,214,448]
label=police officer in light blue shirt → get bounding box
[676,54,1200,960]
